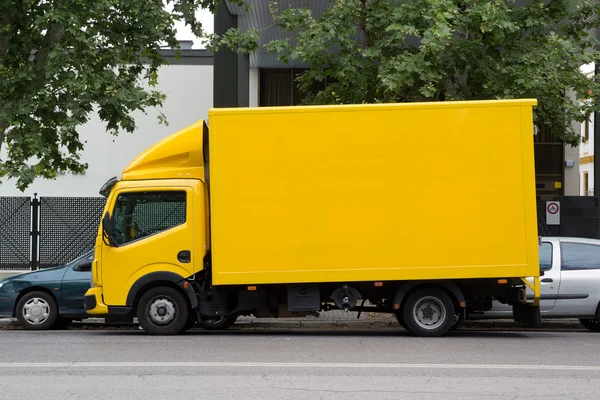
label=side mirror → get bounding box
[76,260,92,272]
[102,211,117,246]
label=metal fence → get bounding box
[0,197,32,270]
[38,197,106,268]
[0,195,106,270]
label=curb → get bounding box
[0,317,587,332]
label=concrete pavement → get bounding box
[0,329,599,399]
[0,310,589,331]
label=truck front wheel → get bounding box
[402,288,455,337]
[137,286,189,335]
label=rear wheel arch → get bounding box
[393,281,464,312]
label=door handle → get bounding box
[541,278,553,283]
[177,250,191,263]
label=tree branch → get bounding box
[34,23,63,74]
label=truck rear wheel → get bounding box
[402,288,455,337]
[137,286,189,335]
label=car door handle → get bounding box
[177,250,191,263]
[541,278,553,283]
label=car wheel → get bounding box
[199,315,238,330]
[579,318,600,332]
[402,288,455,337]
[15,291,59,330]
[53,318,73,330]
[137,286,189,335]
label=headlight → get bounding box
[0,282,4,289]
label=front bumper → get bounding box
[0,293,17,318]
[84,287,109,315]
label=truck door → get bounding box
[101,187,196,306]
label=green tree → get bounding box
[0,0,241,190]
[214,0,600,146]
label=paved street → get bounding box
[0,328,599,399]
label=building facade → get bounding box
[580,63,596,197]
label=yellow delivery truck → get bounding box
[85,99,541,337]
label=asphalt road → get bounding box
[1,328,599,399]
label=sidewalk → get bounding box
[0,311,587,332]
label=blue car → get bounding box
[0,251,93,330]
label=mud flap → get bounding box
[513,304,541,327]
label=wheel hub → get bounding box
[23,298,50,325]
[413,296,446,330]
[149,298,176,325]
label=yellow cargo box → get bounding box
[208,99,539,286]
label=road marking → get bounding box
[0,362,599,371]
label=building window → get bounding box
[259,68,327,107]
[584,172,589,196]
[584,117,590,142]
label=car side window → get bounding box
[560,243,600,271]
[539,242,553,271]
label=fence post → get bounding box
[30,194,40,270]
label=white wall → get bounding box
[0,64,213,197]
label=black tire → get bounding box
[53,318,73,330]
[394,311,408,330]
[181,311,198,332]
[402,288,455,337]
[199,315,238,330]
[449,308,465,331]
[579,318,600,332]
[15,291,59,330]
[136,286,189,335]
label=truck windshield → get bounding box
[112,191,186,245]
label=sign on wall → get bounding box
[546,201,560,226]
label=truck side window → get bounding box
[539,242,552,271]
[560,243,600,271]
[112,191,186,245]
